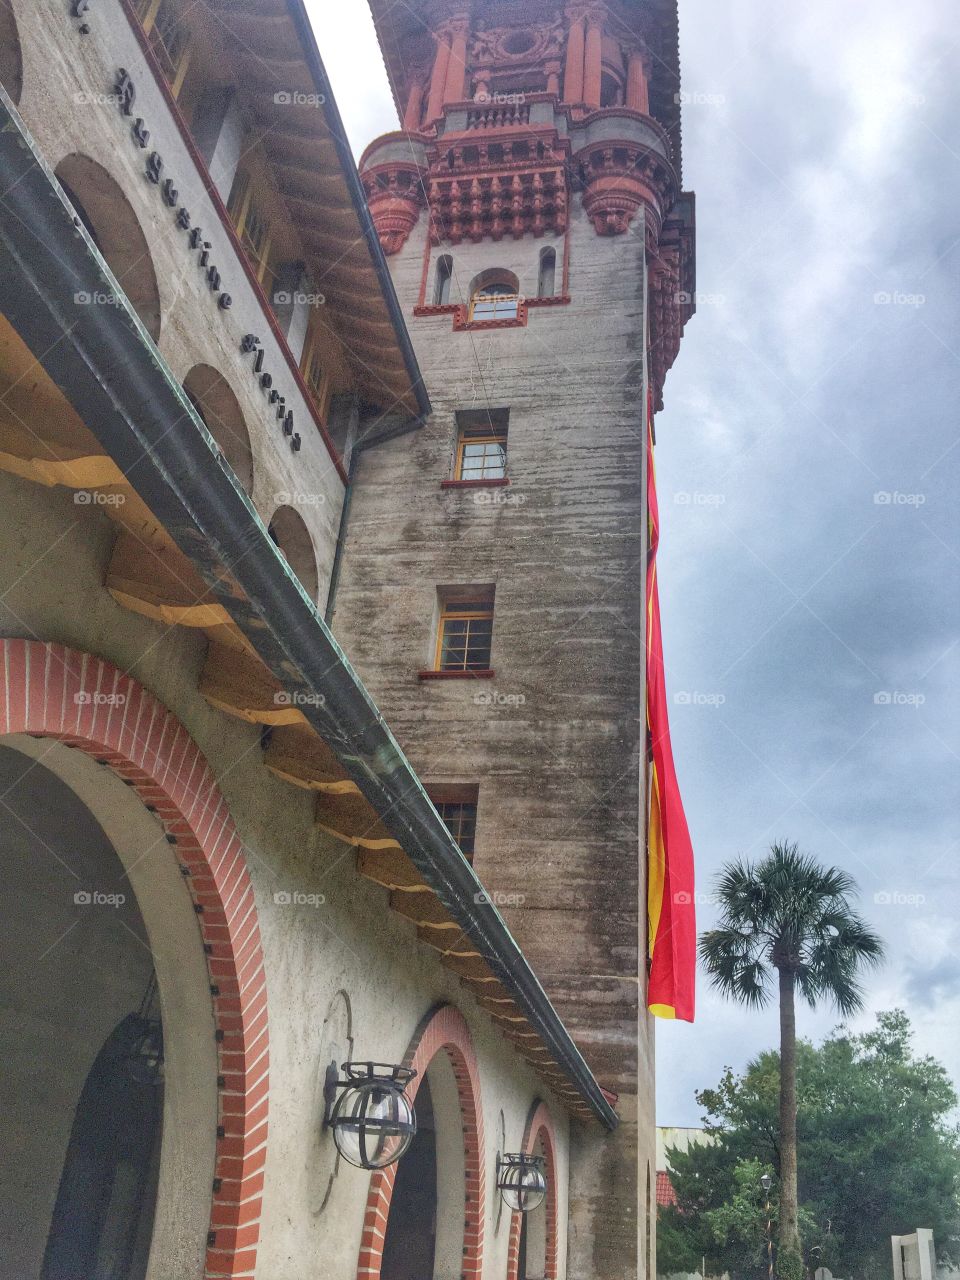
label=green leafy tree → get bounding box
[699,842,884,1276]
[658,1012,960,1279]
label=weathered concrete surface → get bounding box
[332,201,656,1275]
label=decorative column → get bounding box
[403,77,425,131]
[563,13,585,104]
[425,31,452,123]
[626,47,649,113]
[444,18,471,104]
[583,12,603,108]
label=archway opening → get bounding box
[356,1005,484,1280]
[0,6,23,104]
[183,363,254,493]
[0,744,161,1280]
[517,1133,549,1279]
[268,503,320,601]
[433,254,453,305]
[55,154,162,342]
[380,1046,469,1280]
[537,248,556,299]
[507,1104,559,1280]
[380,1075,437,1279]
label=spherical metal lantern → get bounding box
[497,1152,547,1212]
[328,1062,417,1170]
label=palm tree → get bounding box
[699,842,884,1279]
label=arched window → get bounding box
[537,247,556,298]
[268,504,320,601]
[433,254,453,305]
[183,364,254,494]
[601,71,624,107]
[55,155,162,342]
[468,269,521,322]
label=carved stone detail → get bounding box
[573,139,677,237]
[360,160,428,255]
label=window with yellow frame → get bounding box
[226,169,277,295]
[456,417,507,481]
[135,0,192,97]
[436,593,494,672]
[300,320,328,413]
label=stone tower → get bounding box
[332,2,695,1273]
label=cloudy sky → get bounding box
[314,0,960,1126]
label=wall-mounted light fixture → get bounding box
[497,1152,547,1212]
[325,1061,417,1170]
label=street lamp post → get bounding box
[760,1173,774,1280]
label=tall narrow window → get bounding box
[427,785,479,861]
[136,0,191,96]
[227,169,275,290]
[300,316,328,413]
[436,587,495,673]
[537,247,556,298]
[433,254,453,305]
[455,410,508,481]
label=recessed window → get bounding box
[467,269,521,323]
[302,340,325,405]
[470,284,519,322]
[537,247,556,298]
[455,410,508,481]
[136,0,191,95]
[427,785,479,861]
[433,254,453,305]
[227,169,276,292]
[436,587,495,672]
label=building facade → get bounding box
[336,1,695,1275]
[0,1,692,1278]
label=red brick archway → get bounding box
[0,639,268,1280]
[356,1003,485,1280]
[506,1101,559,1280]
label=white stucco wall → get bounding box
[0,460,572,1279]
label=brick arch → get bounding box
[357,1003,485,1280]
[0,639,268,1280]
[506,1100,559,1280]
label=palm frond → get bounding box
[704,842,885,1015]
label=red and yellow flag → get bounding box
[646,392,696,1022]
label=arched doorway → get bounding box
[380,1072,438,1277]
[54,154,162,342]
[0,5,23,105]
[356,1004,485,1280]
[506,1102,559,1280]
[268,503,320,601]
[0,744,161,1279]
[0,639,269,1279]
[183,363,255,493]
